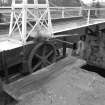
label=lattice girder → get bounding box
[9,0,53,43]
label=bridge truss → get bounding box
[0,0,105,45]
[8,0,53,43]
[0,0,105,86]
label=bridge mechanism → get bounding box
[1,0,105,102]
[0,0,105,81]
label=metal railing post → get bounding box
[79,7,82,16]
[62,7,64,18]
[87,6,91,25]
[22,0,27,43]
[9,0,15,37]
[95,8,98,16]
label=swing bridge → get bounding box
[0,1,105,41]
[0,0,104,75]
[0,0,105,101]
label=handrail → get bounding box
[0,6,81,8]
[0,6,11,8]
[0,6,105,10]
[0,6,105,21]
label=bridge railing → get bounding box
[0,6,83,23]
[82,7,105,24]
[50,7,82,19]
[0,7,105,24]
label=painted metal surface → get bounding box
[0,17,105,51]
[0,40,22,52]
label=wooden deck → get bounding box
[53,18,105,33]
[3,55,105,105]
[3,56,86,101]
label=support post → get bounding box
[22,0,27,43]
[9,0,15,37]
[79,7,82,16]
[87,6,91,25]
[34,0,38,4]
[62,7,65,18]
[63,37,67,57]
[46,0,53,37]
[1,51,9,83]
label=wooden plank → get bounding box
[14,61,105,105]
[3,56,86,100]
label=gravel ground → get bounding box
[4,58,104,105]
[15,66,105,105]
[1,54,105,105]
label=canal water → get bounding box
[81,64,105,78]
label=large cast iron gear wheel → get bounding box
[28,42,56,73]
